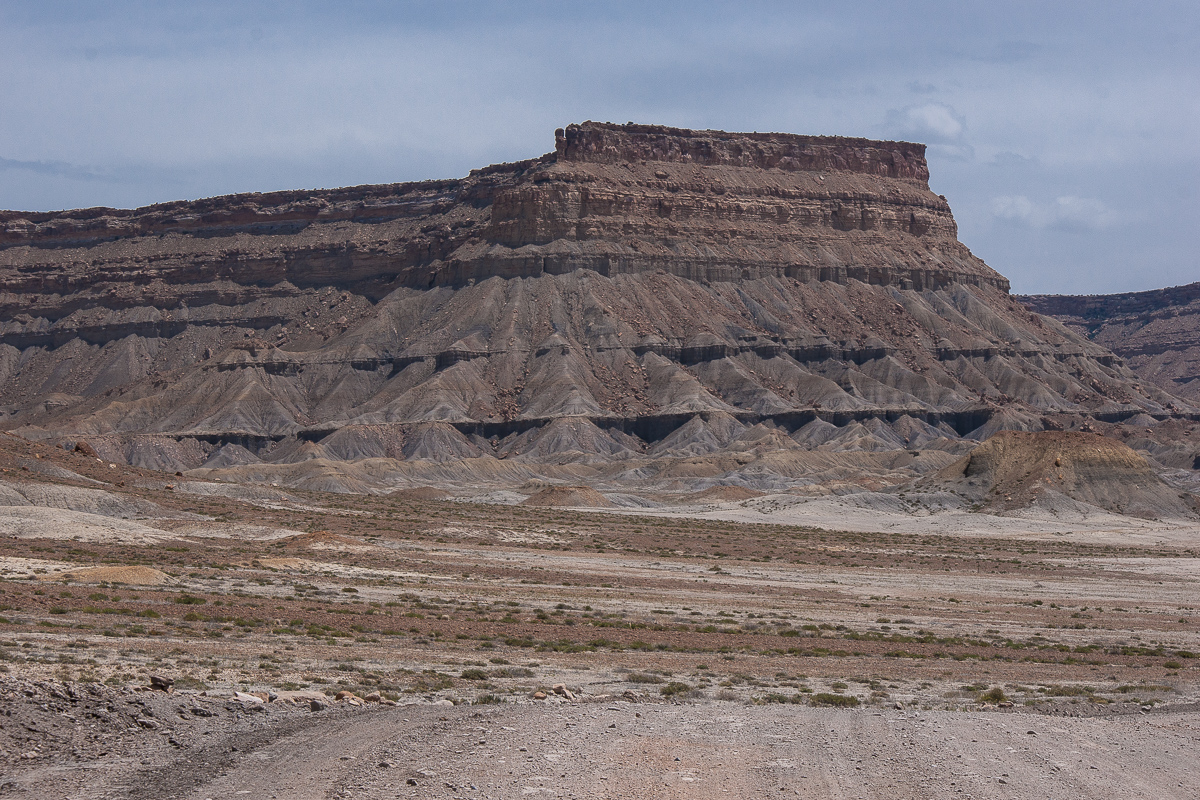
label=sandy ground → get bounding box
[3,436,1200,798]
[593,493,1200,548]
[119,702,1200,800]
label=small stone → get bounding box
[365,692,381,703]
[136,717,160,730]
[532,691,547,700]
[149,675,173,692]
[310,699,327,712]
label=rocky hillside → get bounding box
[910,430,1200,519]
[0,122,1190,490]
[1020,283,1200,403]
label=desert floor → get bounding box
[1,436,1197,798]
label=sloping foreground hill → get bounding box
[909,430,1200,520]
[0,122,1190,490]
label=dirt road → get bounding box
[123,702,1198,800]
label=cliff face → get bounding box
[1020,283,1200,402]
[0,122,1000,315]
[0,123,1184,488]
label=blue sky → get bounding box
[1,1,1197,294]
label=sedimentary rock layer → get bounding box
[0,123,1187,480]
[1020,282,1200,402]
[912,430,1200,519]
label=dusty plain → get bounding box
[0,433,1198,798]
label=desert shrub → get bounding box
[626,672,664,684]
[491,667,534,678]
[811,693,860,707]
[980,686,1008,703]
[757,693,805,704]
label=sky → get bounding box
[1,1,1197,295]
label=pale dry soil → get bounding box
[2,438,1199,797]
[127,702,1200,800]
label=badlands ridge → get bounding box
[0,122,1197,506]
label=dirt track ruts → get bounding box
[128,703,1200,800]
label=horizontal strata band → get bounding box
[0,123,1183,471]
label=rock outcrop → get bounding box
[0,122,1189,490]
[910,430,1200,519]
[1020,282,1200,403]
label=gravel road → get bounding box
[127,702,1199,800]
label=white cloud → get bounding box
[882,103,973,160]
[885,103,965,142]
[990,194,1119,231]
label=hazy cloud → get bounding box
[883,103,973,160]
[0,157,114,183]
[991,195,1120,232]
[887,103,965,142]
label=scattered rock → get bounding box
[149,675,173,692]
[73,442,99,458]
